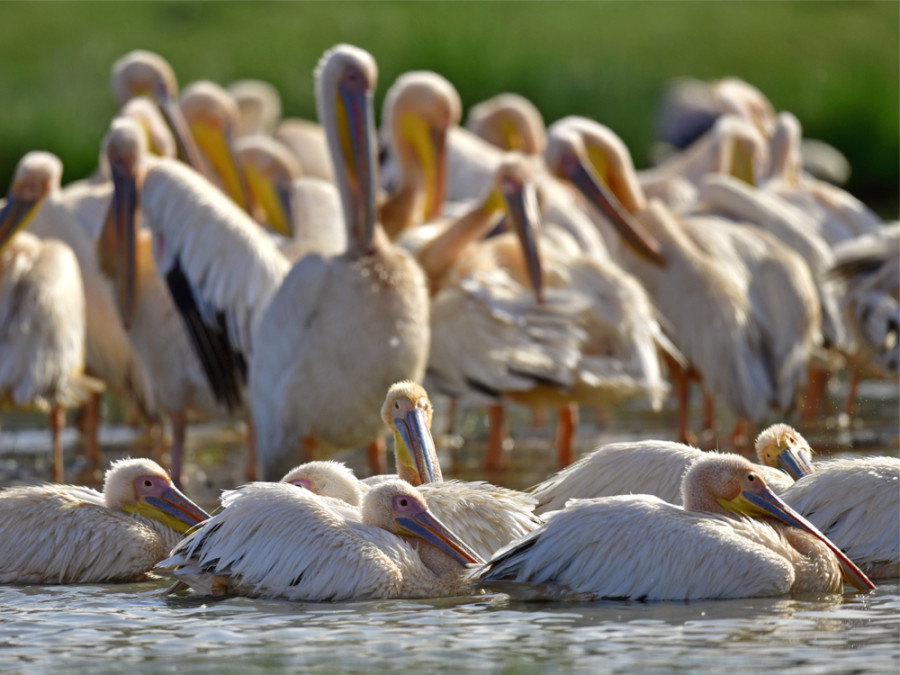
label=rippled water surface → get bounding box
[0,377,897,673]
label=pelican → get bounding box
[276,381,542,561]
[465,92,546,156]
[110,50,208,177]
[0,457,208,583]
[274,117,335,182]
[228,78,283,137]
[157,479,482,601]
[106,114,290,484]
[0,151,159,465]
[475,453,875,600]
[546,117,822,447]
[529,422,806,516]
[757,428,900,579]
[178,80,255,213]
[249,44,430,480]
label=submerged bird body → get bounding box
[477,454,874,600]
[159,479,481,601]
[0,458,208,584]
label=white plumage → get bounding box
[0,458,208,584]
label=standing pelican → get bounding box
[157,479,482,601]
[0,457,208,583]
[475,454,874,600]
[249,45,430,480]
[0,151,158,471]
[757,427,900,579]
[0,153,108,482]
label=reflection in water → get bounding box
[0,377,897,671]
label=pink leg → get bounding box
[367,436,387,476]
[244,418,257,482]
[49,405,65,483]
[556,403,577,467]
[169,410,187,488]
[484,403,507,471]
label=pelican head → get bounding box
[381,381,441,486]
[0,151,62,250]
[103,115,148,329]
[683,454,874,592]
[280,460,362,508]
[363,480,484,565]
[103,457,209,534]
[109,50,205,174]
[120,97,177,160]
[545,117,665,267]
[382,70,461,222]
[315,44,379,256]
[180,80,253,211]
[711,77,776,139]
[228,78,283,137]
[236,134,301,237]
[707,115,769,186]
[466,92,546,156]
[754,423,815,480]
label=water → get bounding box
[0,376,897,673]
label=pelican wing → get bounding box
[427,267,586,405]
[0,236,93,409]
[141,159,290,408]
[159,482,409,601]
[782,456,900,575]
[476,495,794,601]
[419,480,541,560]
[0,484,173,583]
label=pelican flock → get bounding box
[0,39,894,609]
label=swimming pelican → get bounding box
[529,422,806,516]
[157,478,482,601]
[0,457,208,583]
[475,453,875,600]
[757,428,900,579]
[249,44,430,480]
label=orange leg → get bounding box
[49,405,65,483]
[302,436,317,461]
[81,392,101,466]
[556,403,577,468]
[673,368,696,446]
[802,365,830,422]
[844,370,860,418]
[366,436,387,476]
[484,403,507,471]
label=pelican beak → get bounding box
[565,153,666,267]
[728,137,756,186]
[393,406,442,485]
[244,162,294,237]
[189,118,254,212]
[774,440,816,481]
[427,125,447,220]
[156,90,208,178]
[723,485,876,592]
[128,485,210,534]
[503,177,544,304]
[109,160,138,330]
[337,82,377,254]
[396,509,485,566]
[0,195,39,251]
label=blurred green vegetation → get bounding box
[0,1,896,215]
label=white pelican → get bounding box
[0,457,208,583]
[179,80,255,213]
[465,92,546,156]
[757,428,900,579]
[475,453,875,600]
[249,45,430,480]
[106,114,290,484]
[0,153,114,481]
[546,117,822,447]
[228,78,283,137]
[274,381,542,561]
[1,151,159,466]
[157,478,482,601]
[110,50,209,178]
[274,117,335,182]
[529,422,806,516]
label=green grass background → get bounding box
[1,1,897,215]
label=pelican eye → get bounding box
[399,498,409,508]
[394,400,401,409]
[144,479,154,487]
